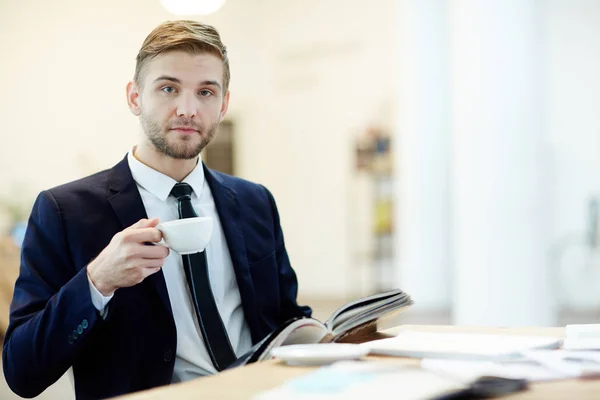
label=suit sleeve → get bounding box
[261,186,312,322]
[2,190,102,398]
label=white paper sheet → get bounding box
[362,331,562,361]
[564,324,600,350]
[521,349,600,378]
[422,349,600,383]
[421,358,566,383]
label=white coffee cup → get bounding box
[156,216,213,255]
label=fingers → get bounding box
[141,258,166,268]
[126,227,163,244]
[127,217,160,231]
[138,244,170,260]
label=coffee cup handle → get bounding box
[144,226,169,248]
[154,225,168,247]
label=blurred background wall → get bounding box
[1,0,600,330]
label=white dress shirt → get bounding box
[88,148,252,382]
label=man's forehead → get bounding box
[142,51,224,85]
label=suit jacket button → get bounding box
[163,350,173,363]
[76,325,83,335]
[68,335,74,345]
[82,319,89,329]
[72,330,78,340]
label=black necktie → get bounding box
[170,182,236,371]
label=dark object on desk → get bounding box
[430,376,528,399]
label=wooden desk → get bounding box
[116,325,600,400]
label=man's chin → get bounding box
[168,147,202,160]
[154,140,203,160]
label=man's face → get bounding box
[128,51,229,159]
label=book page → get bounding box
[325,289,413,334]
[257,319,329,361]
[325,289,404,327]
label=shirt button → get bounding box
[163,350,173,363]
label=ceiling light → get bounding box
[160,0,227,16]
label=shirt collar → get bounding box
[127,147,205,201]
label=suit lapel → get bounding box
[106,156,173,316]
[104,158,261,338]
[204,165,263,342]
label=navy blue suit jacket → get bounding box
[2,156,311,399]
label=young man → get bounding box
[3,20,311,399]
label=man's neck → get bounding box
[133,142,199,182]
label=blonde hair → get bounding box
[134,20,230,91]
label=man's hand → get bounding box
[87,218,170,296]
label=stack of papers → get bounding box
[521,350,600,378]
[421,358,566,383]
[422,350,600,383]
[362,331,563,361]
[563,324,600,350]
[255,328,600,400]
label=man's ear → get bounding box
[219,91,230,122]
[126,81,142,116]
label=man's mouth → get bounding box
[170,127,199,134]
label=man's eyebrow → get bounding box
[201,80,222,91]
[152,77,222,91]
[153,76,181,84]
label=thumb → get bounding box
[128,217,160,230]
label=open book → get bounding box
[230,289,414,368]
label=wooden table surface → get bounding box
[115,325,600,400]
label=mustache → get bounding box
[168,118,202,131]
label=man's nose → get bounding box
[176,92,199,118]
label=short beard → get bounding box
[140,114,218,160]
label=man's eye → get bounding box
[161,86,176,94]
[199,90,213,97]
